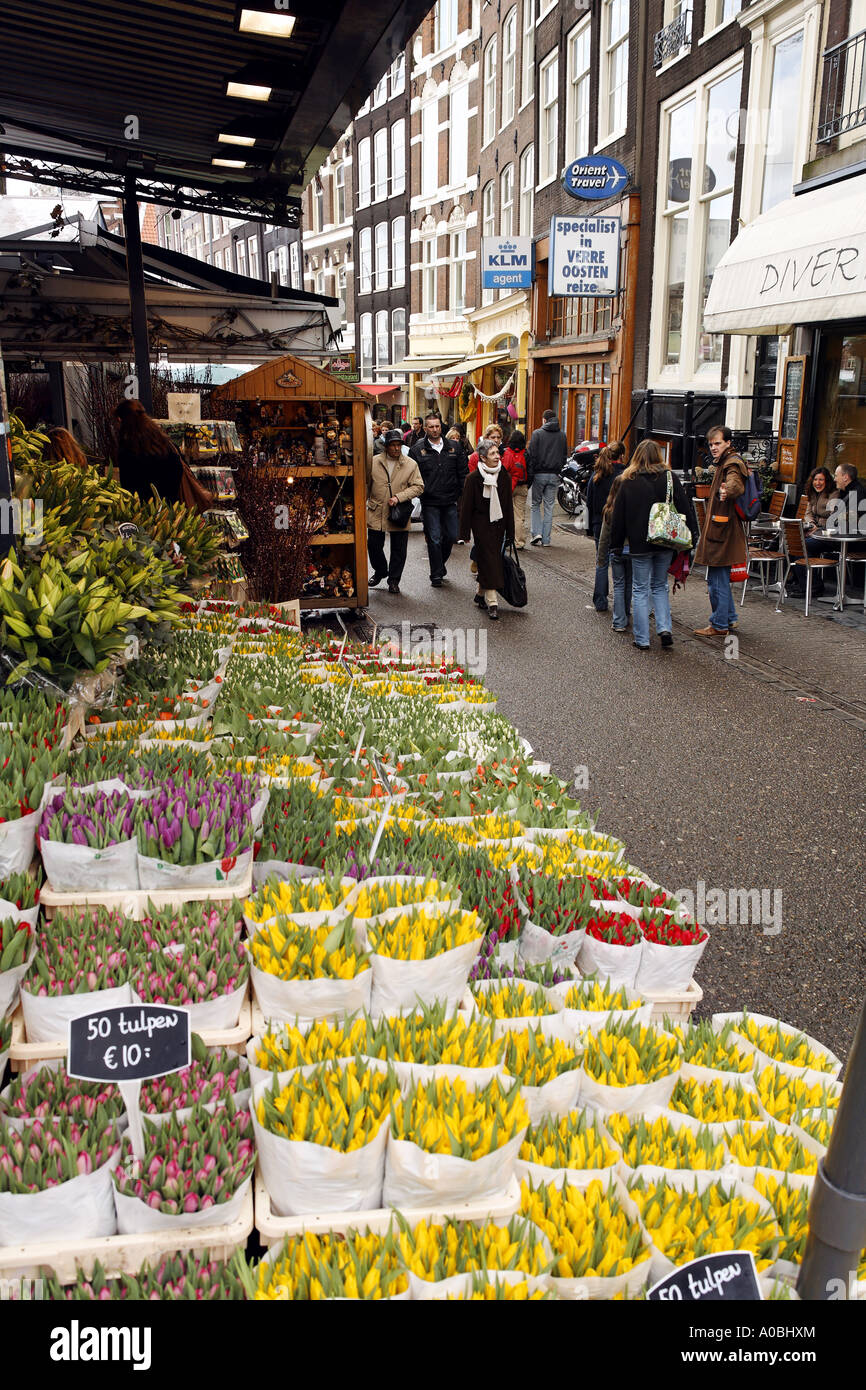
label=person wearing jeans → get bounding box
[419,500,459,582]
[693,425,748,636]
[586,443,627,611]
[530,473,559,546]
[596,473,631,632]
[630,549,674,648]
[706,566,739,633]
[409,413,468,586]
[526,409,568,547]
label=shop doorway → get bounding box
[751,335,780,436]
[552,363,612,448]
[812,326,866,481]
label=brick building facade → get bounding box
[299,132,356,356]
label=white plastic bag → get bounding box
[130,981,247,1032]
[579,933,642,990]
[0,942,36,1017]
[0,1147,120,1244]
[250,962,372,1025]
[635,933,708,993]
[251,1076,388,1216]
[370,936,482,1016]
[0,901,39,930]
[519,1067,582,1125]
[0,812,39,879]
[548,979,653,1036]
[113,1174,251,1233]
[383,1130,526,1210]
[579,1059,681,1116]
[20,982,134,1045]
[40,837,140,892]
[137,847,252,891]
[519,918,585,968]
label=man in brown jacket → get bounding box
[693,425,748,636]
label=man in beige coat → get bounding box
[693,425,749,636]
[366,430,424,595]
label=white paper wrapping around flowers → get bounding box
[578,1061,682,1116]
[579,933,641,990]
[0,1148,121,1245]
[711,1011,843,1080]
[250,961,372,1025]
[0,942,37,1017]
[519,918,585,968]
[21,982,134,1045]
[518,1067,583,1125]
[547,981,653,1036]
[0,901,39,929]
[369,935,482,1016]
[137,846,253,890]
[409,1270,551,1301]
[252,860,323,889]
[383,1129,526,1210]
[634,934,708,993]
[40,837,140,892]
[251,1079,388,1216]
[130,980,246,1032]
[113,1172,252,1233]
[251,789,270,834]
[0,812,39,879]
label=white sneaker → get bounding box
[530,536,542,546]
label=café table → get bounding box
[811,531,866,611]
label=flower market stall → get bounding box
[0,590,853,1301]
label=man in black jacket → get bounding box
[410,413,468,586]
[527,409,567,546]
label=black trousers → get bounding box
[368,527,409,582]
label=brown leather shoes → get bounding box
[693,625,728,636]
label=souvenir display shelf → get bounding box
[155,419,247,591]
[212,356,372,611]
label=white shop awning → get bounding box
[388,356,460,374]
[434,351,512,377]
[704,172,866,336]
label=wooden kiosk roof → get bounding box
[212,354,374,404]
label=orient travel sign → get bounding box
[563,155,630,201]
[481,236,534,290]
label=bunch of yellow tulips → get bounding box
[753,1065,840,1124]
[669,1020,753,1074]
[560,980,642,1014]
[520,1178,650,1280]
[730,1015,836,1073]
[390,1076,528,1160]
[256,1060,397,1151]
[245,877,350,924]
[502,1029,582,1088]
[253,1229,407,1300]
[367,908,482,961]
[252,1018,368,1073]
[606,1113,726,1171]
[394,1215,549,1280]
[582,1021,680,1087]
[250,918,368,981]
[364,1004,505,1069]
[727,1121,818,1176]
[668,1076,763,1123]
[628,1177,779,1269]
[349,878,456,918]
[520,1110,619,1172]
[448,1280,552,1300]
[753,1174,811,1265]
[472,981,556,1020]
[794,1107,834,1148]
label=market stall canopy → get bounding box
[432,351,513,378]
[704,172,866,336]
[387,357,462,375]
[212,353,375,402]
[0,216,340,362]
[0,0,433,220]
[357,383,400,397]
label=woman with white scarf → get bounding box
[458,439,515,619]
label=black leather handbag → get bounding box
[388,498,413,527]
[498,538,528,608]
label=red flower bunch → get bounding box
[640,913,707,947]
[584,913,641,946]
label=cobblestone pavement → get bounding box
[363,514,866,1063]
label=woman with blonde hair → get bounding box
[46,427,88,470]
[609,440,697,650]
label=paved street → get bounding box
[365,514,866,1063]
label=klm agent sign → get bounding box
[549,216,621,299]
[481,236,533,290]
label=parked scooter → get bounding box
[557,441,601,517]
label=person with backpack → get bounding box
[501,430,529,549]
[693,425,750,637]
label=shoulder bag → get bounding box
[647,471,693,551]
[384,460,413,528]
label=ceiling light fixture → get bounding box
[226,80,272,101]
[239,8,296,38]
[213,157,247,168]
[219,133,256,146]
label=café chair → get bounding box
[775,519,840,618]
[692,498,708,577]
[741,536,784,604]
[795,495,808,520]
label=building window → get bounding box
[235,240,246,275]
[501,9,517,127]
[566,19,591,164]
[359,226,372,295]
[338,265,347,302]
[538,0,556,16]
[223,242,234,272]
[391,308,407,367]
[482,181,496,306]
[760,29,804,214]
[421,101,439,196]
[390,52,406,98]
[375,221,389,291]
[334,162,347,223]
[483,38,498,146]
[435,0,458,51]
[449,229,466,314]
[539,51,559,183]
[358,95,371,117]
[500,165,514,237]
[391,216,406,288]
[519,144,534,235]
[374,128,388,203]
[288,242,298,288]
[315,269,326,297]
[214,248,223,270]
[375,309,390,367]
[449,82,469,186]
[654,64,742,381]
[600,0,629,143]
[313,180,324,231]
[391,120,406,196]
[704,0,742,35]
[422,233,437,315]
[373,73,388,109]
[360,313,373,372]
[357,138,371,208]
[247,236,260,278]
[266,249,277,280]
[521,0,535,105]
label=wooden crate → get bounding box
[37,874,253,922]
[0,1187,253,1284]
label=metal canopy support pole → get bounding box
[122,173,153,412]
[797,995,866,1299]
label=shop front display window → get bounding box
[813,331,866,481]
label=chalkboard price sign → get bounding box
[68,1005,191,1083]
[777,355,807,483]
[648,1251,762,1302]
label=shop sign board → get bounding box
[481,236,534,290]
[68,1005,191,1083]
[777,355,807,483]
[648,1252,761,1302]
[549,216,621,298]
[563,155,630,202]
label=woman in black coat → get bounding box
[585,442,626,612]
[114,398,183,504]
[458,440,514,620]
